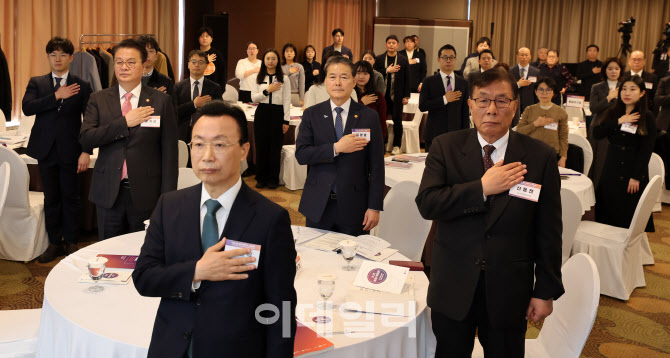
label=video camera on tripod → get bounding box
[617,17,635,59]
[652,22,670,74]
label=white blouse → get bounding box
[235,58,262,91]
[250,74,291,123]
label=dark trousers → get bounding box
[431,272,526,358]
[96,184,152,240]
[238,90,252,103]
[254,103,284,185]
[37,150,80,245]
[385,93,404,147]
[306,197,367,236]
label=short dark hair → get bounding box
[438,44,457,58]
[535,76,557,92]
[548,49,560,57]
[403,36,414,43]
[324,55,356,77]
[385,35,398,43]
[281,43,298,65]
[319,50,343,84]
[113,39,148,63]
[246,41,258,49]
[469,67,519,100]
[476,37,491,47]
[412,35,418,40]
[188,50,209,64]
[137,35,159,51]
[193,100,249,144]
[479,49,494,60]
[493,62,510,72]
[198,26,214,38]
[46,37,74,55]
[332,28,344,37]
[601,57,624,81]
[586,44,599,52]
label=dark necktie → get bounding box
[483,145,496,171]
[201,199,222,253]
[520,67,525,80]
[334,107,344,140]
[193,81,200,100]
[54,77,62,91]
[445,75,452,92]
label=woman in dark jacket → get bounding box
[354,60,387,140]
[301,45,320,93]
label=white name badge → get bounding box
[645,82,653,90]
[620,122,638,134]
[565,95,585,108]
[527,76,537,83]
[544,122,558,130]
[509,181,542,202]
[140,116,161,128]
[352,128,371,141]
[415,58,420,63]
[224,239,261,266]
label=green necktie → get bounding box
[201,199,222,253]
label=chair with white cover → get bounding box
[0,147,48,261]
[376,181,431,261]
[0,110,6,131]
[472,253,600,358]
[564,106,585,123]
[560,188,582,266]
[178,167,201,190]
[0,308,42,358]
[572,175,661,300]
[222,85,238,103]
[279,145,307,190]
[648,153,664,212]
[17,115,35,136]
[0,162,10,217]
[567,132,593,175]
[386,109,425,154]
[178,140,188,168]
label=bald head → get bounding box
[629,50,646,72]
[517,47,531,67]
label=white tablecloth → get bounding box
[37,229,436,358]
[403,93,420,114]
[384,154,595,213]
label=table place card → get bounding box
[353,261,409,294]
[565,95,585,108]
[224,240,261,266]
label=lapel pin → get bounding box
[146,99,150,102]
[354,115,358,118]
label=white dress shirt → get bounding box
[250,74,292,123]
[119,83,141,110]
[518,64,530,79]
[331,98,352,157]
[190,76,205,106]
[234,58,262,91]
[52,71,69,87]
[631,70,643,77]
[477,130,510,201]
[440,70,455,105]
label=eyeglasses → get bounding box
[188,141,236,154]
[189,60,206,66]
[115,60,139,69]
[440,56,457,61]
[536,88,554,94]
[472,97,514,108]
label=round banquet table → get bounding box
[36,228,436,358]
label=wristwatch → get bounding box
[263,89,269,96]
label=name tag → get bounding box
[527,76,537,83]
[225,239,261,266]
[352,128,371,141]
[140,116,161,128]
[415,58,420,63]
[509,181,542,202]
[544,123,558,130]
[565,95,585,108]
[645,82,653,90]
[620,122,638,134]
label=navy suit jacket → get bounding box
[133,182,297,358]
[510,64,541,115]
[295,100,384,225]
[418,72,470,149]
[174,78,223,143]
[321,44,353,62]
[22,73,92,162]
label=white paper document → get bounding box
[292,226,326,244]
[353,261,409,294]
[344,274,416,316]
[304,232,352,252]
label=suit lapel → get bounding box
[320,101,337,142]
[106,85,123,121]
[182,184,203,259]
[460,129,486,180]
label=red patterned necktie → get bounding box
[483,144,495,171]
[120,92,133,181]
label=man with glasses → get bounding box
[175,50,223,144]
[419,44,470,152]
[80,39,177,240]
[511,47,541,123]
[134,100,297,358]
[416,67,564,357]
[626,50,658,113]
[22,37,92,262]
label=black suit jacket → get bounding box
[79,84,178,212]
[576,59,603,100]
[415,129,564,328]
[133,182,297,358]
[321,45,353,61]
[295,100,384,225]
[510,64,541,116]
[418,72,470,150]
[23,73,92,162]
[398,49,427,92]
[144,69,175,99]
[655,76,670,131]
[373,53,411,103]
[174,78,223,143]
[624,70,658,114]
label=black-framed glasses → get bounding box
[472,97,514,108]
[188,141,236,154]
[536,88,554,94]
[440,56,457,61]
[115,60,139,69]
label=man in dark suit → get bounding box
[576,44,603,101]
[133,101,296,358]
[412,35,427,59]
[460,37,493,74]
[511,47,541,125]
[174,50,223,144]
[138,35,175,97]
[374,35,411,155]
[296,56,384,236]
[22,37,92,263]
[416,68,564,357]
[321,28,354,61]
[419,44,470,152]
[399,36,427,93]
[80,39,177,240]
[530,47,548,68]
[627,50,658,113]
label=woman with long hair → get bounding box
[251,49,291,189]
[234,41,261,103]
[281,43,305,107]
[301,45,320,92]
[354,60,387,140]
[593,75,655,230]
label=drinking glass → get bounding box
[339,240,357,271]
[87,257,108,292]
[317,274,337,310]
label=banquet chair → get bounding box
[564,106,585,123]
[0,162,9,217]
[177,140,188,168]
[177,167,201,190]
[572,175,661,300]
[377,181,431,262]
[472,253,600,358]
[0,308,42,358]
[222,85,238,103]
[386,109,425,154]
[648,153,664,212]
[0,147,48,261]
[560,188,582,266]
[17,115,35,136]
[567,133,592,175]
[279,145,307,190]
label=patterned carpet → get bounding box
[1,177,670,357]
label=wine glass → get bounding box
[87,257,108,293]
[317,274,336,310]
[339,240,357,271]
